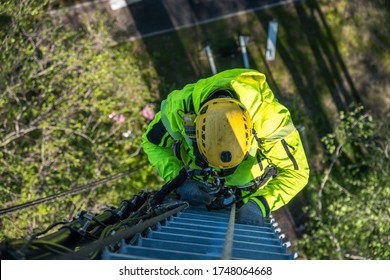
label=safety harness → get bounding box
[152,92,278,211]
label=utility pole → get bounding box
[266,20,278,61]
[109,0,142,10]
[239,35,250,69]
[204,45,217,75]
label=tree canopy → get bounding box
[0,0,389,260]
[298,106,390,259]
[0,0,160,239]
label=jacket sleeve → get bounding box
[251,101,310,216]
[141,112,182,182]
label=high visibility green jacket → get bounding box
[142,69,309,216]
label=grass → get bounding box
[125,0,389,164]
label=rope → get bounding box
[221,203,236,260]
[58,202,189,260]
[0,162,149,216]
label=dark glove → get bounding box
[176,179,214,206]
[150,168,188,208]
[235,200,264,226]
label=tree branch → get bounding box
[317,112,370,214]
[45,126,94,145]
[318,143,343,213]
[0,126,39,148]
[128,144,142,158]
[328,178,354,197]
[0,125,94,148]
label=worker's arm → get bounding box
[251,101,310,216]
[141,112,183,182]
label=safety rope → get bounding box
[221,203,236,260]
[0,162,149,216]
[58,202,189,260]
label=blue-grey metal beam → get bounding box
[102,205,295,260]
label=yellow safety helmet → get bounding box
[196,97,252,169]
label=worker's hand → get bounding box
[235,200,264,226]
[150,167,188,208]
[149,194,163,208]
[176,179,214,206]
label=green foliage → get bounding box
[0,0,160,239]
[298,106,390,259]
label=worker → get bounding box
[142,69,309,226]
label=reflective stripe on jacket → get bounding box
[142,69,309,215]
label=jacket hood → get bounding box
[191,69,275,124]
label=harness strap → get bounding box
[208,164,278,211]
